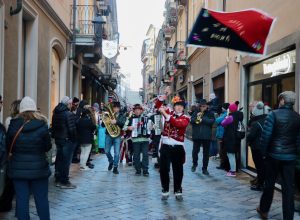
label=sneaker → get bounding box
[175,191,183,201]
[80,166,90,171]
[60,182,77,189]
[202,169,210,175]
[87,163,95,169]
[256,207,268,219]
[191,165,196,172]
[128,162,133,166]
[226,171,236,177]
[161,191,169,201]
[113,167,119,174]
[135,171,141,176]
[143,170,149,177]
[251,184,263,191]
[154,163,160,169]
[108,163,113,171]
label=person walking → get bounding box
[247,101,268,191]
[6,96,52,220]
[77,107,97,171]
[190,99,215,175]
[124,104,150,176]
[103,101,126,174]
[257,91,300,220]
[155,95,190,201]
[215,103,230,171]
[52,96,77,189]
[221,101,242,177]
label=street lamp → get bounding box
[92,14,106,43]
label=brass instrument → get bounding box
[102,103,121,138]
[195,112,204,124]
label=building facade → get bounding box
[141,24,156,103]
[0,0,119,123]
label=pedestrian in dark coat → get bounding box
[77,107,96,170]
[221,101,242,177]
[7,97,51,220]
[257,91,300,220]
[190,99,215,175]
[247,101,268,191]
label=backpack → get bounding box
[236,120,246,140]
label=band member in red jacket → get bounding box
[156,95,190,201]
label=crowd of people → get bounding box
[0,88,299,219]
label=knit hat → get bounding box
[278,91,296,105]
[229,101,239,113]
[20,96,37,113]
[222,103,230,111]
[61,96,72,105]
[93,103,99,111]
[252,101,265,116]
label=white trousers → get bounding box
[80,144,92,168]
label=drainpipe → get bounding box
[71,0,77,60]
[10,0,22,16]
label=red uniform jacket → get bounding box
[155,99,190,143]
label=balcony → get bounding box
[165,0,177,27]
[174,41,188,69]
[71,5,106,63]
[163,26,175,41]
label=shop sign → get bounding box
[102,40,118,59]
[263,54,293,77]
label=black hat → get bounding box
[73,97,80,103]
[133,104,143,110]
[112,101,121,108]
[222,103,230,110]
[197,99,207,105]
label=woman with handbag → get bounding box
[6,96,52,220]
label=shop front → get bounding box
[246,49,296,168]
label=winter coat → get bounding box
[247,115,266,150]
[260,104,300,161]
[296,149,300,171]
[190,110,215,140]
[216,111,227,139]
[221,111,242,153]
[76,115,97,144]
[0,123,6,167]
[51,103,77,142]
[7,118,52,180]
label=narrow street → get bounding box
[1,140,299,220]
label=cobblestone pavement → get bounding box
[1,139,300,220]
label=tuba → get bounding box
[102,103,121,138]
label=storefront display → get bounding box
[247,50,296,168]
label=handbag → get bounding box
[8,121,29,160]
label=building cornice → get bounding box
[33,0,72,39]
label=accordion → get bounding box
[131,116,151,138]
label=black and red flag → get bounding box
[186,8,276,55]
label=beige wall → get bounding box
[2,0,70,120]
[46,0,72,29]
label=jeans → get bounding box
[80,144,92,168]
[259,157,295,220]
[105,135,121,168]
[227,153,236,172]
[192,139,211,170]
[209,140,218,157]
[13,178,50,220]
[251,148,265,185]
[160,144,185,193]
[55,139,76,184]
[133,141,149,172]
